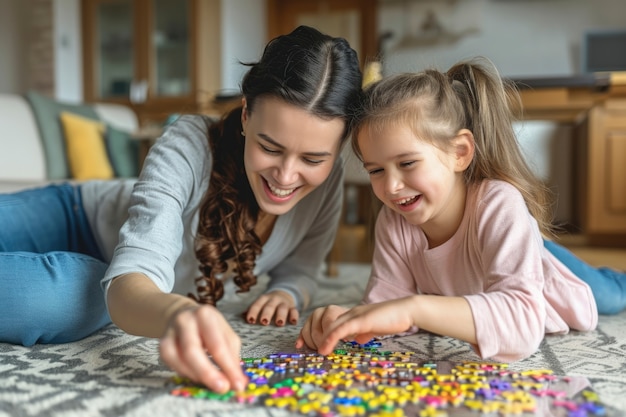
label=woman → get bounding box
[0,25,363,393]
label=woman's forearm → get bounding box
[107,273,198,338]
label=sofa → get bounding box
[0,91,140,193]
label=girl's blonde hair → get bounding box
[352,57,555,237]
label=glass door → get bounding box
[150,0,192,98]
[83,0,198,121]
[95,0,134,99]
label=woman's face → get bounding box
[242,96,345,216]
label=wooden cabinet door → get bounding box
[585,100,626,238]
[266,0,378,66]
[82,0,135,103]
[82,0,198,124]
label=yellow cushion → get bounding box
[59,111,114,180]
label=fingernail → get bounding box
[276,320,283,326]
[247,317,255,324]
[234,381,247,392]
[261,318,268,325]
[214,378,227,393]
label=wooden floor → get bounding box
[332,225,626,271]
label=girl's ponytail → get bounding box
[447,59,556,237]
[352,57,556,237]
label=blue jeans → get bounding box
[545,240,626,315]
[0,184,111,346]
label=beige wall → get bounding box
[0,0,28,93]
[0,0,54,96]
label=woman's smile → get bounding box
[263,177,300,201]
[242,96,345,216]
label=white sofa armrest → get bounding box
[0,95,46,182]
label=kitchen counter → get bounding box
[511,73,611,90]
[507,72,625,123]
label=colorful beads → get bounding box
[170,342,607,416]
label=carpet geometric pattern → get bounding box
[1,263,625,417]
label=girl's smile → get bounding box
[358,124,472,247]
[392,194,423,212]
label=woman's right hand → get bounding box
[295,304,348,351]
[159,305,248,394]
[107,274,248,393]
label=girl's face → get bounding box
[358,124,472,247]
[242,96,345,216]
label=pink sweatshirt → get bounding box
[364,180,598,362]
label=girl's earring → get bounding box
[241,131,246,137]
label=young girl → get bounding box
[0,26,362,393]
[296,57,626,362]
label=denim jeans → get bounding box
[545,240,626,315]
[0,184,111,346]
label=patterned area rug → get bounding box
[1,263,625,417]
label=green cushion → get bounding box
[26,91,99,179]
[105,124,139,177]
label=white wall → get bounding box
[378,0,626,78]
[53,0,82,102]
[515,121,574,224]
[220,0,267,93]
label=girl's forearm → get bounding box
[107,273,198,338]
[410,294,477,345]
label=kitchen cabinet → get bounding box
[581,99,626,243]
[516,74,626,244]
[81,0,220,125]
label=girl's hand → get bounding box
[159,305,248,394]
[314,299,416,355]
[245,290,299,327]
[295,305,348,351]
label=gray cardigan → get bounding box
[82,115,344,310]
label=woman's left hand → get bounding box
[245,290,299,326]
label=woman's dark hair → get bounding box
[190,25,363,305]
